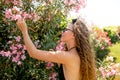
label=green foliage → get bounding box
[109,42,120,62]
[104,26,119,44]
[0,0,67,79]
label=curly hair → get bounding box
[72,19,97,80]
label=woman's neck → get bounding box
[66,40,76,51]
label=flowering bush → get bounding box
[97,56,120,80]
[91,27,112,61]
[0,36,26,65]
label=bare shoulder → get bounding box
[66,51,81,65]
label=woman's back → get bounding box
[62,51,81,80]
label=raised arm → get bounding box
[16,18,73,64]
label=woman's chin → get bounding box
[60,38,64,42]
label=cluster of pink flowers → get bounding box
[93,28,112,50]
[98,56,120,79]
[0,36,26,65]
[64,0,86,12]
[99,63,120,79]
[5,0,22,6]
[5,6,39,22]
[5,0,39,22]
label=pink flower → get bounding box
[17,61,22,65]
[46,62,54,69]
[22,12,32,19]
[11,14,22,21]
[21,50,25,54]
[4,51,11,58]
[21,55,26,60]
[49,73,57,80]
[12,56,20,62]
[31,13,39,22]
[5,9,12,19]
[99,67,105,78]
[5,0,12,4]
[74,5,81,13]
[10,44,17,50]
[16,44,22,49]
[12,50,17,54]
[12,6,20,13]
[49,72,57,80]
[79,0,86,8]
[15,36,21,42]
[64,0,69,6]
[13,0,20,5]
[8,40,12,44]
[100,46,105,50]
[56,42,65,51]
[0,51,5,56]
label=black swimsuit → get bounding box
[58,64,65,80]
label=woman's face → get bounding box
[60,23,74,42]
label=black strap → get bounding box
[58,64,65,80]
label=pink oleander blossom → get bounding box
[4,51,11,58]
[17,61,22,65]
[74,5,81,13]
[13,0,20,5]
[49,72,57,80]
[11,14,22,21]
[15,36,21,42]
[10,44,17,50]
[21,55,26,60]
[55,42,65,51]
[46,62,54,69]
[31,12,39,22]
[22,12,32,19]
[5,9,12,19]
[5,0,12,4]
[16,44,22,49]
[12,50,17,54]
[0,51,5,57]
[12,55,20,62]
[99,62,120,79]
[8,40,12,44]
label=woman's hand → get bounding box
[16,18,28,33]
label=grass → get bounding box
[109,42,120,62]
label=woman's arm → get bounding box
[16,18,73,64]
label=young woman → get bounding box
[16,18,96,80]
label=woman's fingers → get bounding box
[16,18,27,32]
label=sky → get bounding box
[70,0,120,27]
